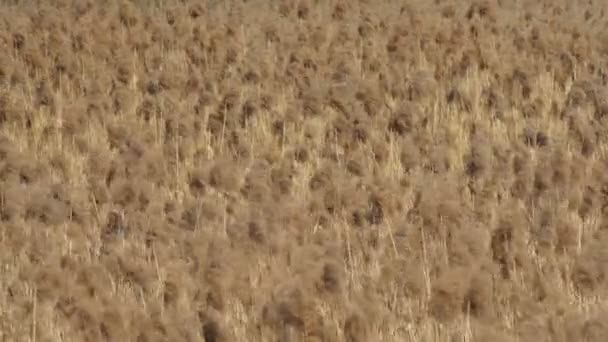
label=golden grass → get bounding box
[1,0,608,341]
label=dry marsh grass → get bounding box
[1,0,608,341]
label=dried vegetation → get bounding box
[2,0,608,341]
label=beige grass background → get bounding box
[1,0,608,341]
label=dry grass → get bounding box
[1,0,608,341]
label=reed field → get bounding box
[1,0,608,341]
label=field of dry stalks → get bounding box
[1,0,608,341]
